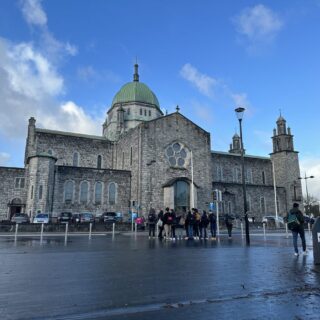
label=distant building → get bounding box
[0,65,303,220]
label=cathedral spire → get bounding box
[133,63,139,82]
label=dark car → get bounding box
[57,212,73,224]
[11,213,30,224]
[79,213,95,223]
[102,212,117,223]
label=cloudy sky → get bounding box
[0,0,319,198]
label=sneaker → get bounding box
[205,237,209,240]
[294,252,299,256]
[212,237,216,240]
[228,236,232,239]
[148,236,151,239]
[303,251,308,256]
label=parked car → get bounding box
[11,213,30,224]
[102,212,117,223]
[33,213,51,224]
[262,215,284,227]
[79,213,95,223]
[72,213,81,224]
[57,212,73,224]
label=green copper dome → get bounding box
[111,64,160,109]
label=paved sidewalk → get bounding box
[0,233,319,320]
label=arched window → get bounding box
[260,197,266,214]
[64,181,74,204]
[95,182,103,204]
[108,182,116,205]
[97,155,102,169]
[80,181,89,204]
[174,180,190,211]
[73,152,79,167]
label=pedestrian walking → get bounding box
[286,203,307,256]
[147,208,157,238]
[209,210,217,240]
[200,210,209,239]
[157,210,164,238]
[225,213,234,239]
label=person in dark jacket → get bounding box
[200,210,209,239]
[286,203,307,256]
[163,207,174,240]
[193,208,201,239]
[209,211,217,240]
[147,208,157,239]
[170,209,177,240]
[157,210,164,238]
[186,210,195,240]
[225,213,234,239]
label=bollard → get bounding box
[64,223,68,245]
[135,223,137,235]
[241,222,244,238]
[216,210,220,237]
[112,223,115,237]
[89,223,92,240]
[263,223,266,239]
[312,217,320,265]
[40,223,44,244]
[285,223,289,239]
[14,223,19,242]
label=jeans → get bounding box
[148,224,155,237]
[187,225,194,238]
[200,227,207,238]
[227,224,232,237]
[292,227,306,253]
[193,224,200,237]
[210,224,217,237]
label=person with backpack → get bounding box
[175,213,185,240]
[157,210,164,239]
[225,213,234,239]
[147,208,157,239]
[286,203,307,256]
[193,208,201,239]
[200,210,209,239]
[209,210,217,240]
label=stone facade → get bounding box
[0,66,303,221]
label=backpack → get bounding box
[287,212,300,230]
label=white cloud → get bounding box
[21,0,47,27]
[180,63,217,97]
[0,152,10,166]
[230,92,250,109]
[2,40,63,99]
[300,157,320,199]
[0,37,101,140]
[40,101,103,135]
[234,4,283,48]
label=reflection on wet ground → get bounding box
[0,233,319,320]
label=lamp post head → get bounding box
[235,107,245,120]
[310,175,315,179]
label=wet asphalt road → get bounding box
[0,233,319,320]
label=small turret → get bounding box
[229,133,243,154]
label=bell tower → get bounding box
[270,115,302,212]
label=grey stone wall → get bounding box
[211,152,287,220]
[34,129,114,169]
[271,151,302,210]
[114,112,212,216]
[0,167,26,220]
[52,166,131,217]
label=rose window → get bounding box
[165,142,188,168]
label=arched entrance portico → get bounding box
[162,177,197,213]
[8,198,25,220]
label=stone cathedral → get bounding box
[0,65,303,221]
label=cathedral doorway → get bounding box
[8,198,24,220]
[174,180,190,214]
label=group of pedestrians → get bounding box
[147,207,235,240]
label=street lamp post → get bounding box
[235,107,250,245]
[298,173,314,215]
